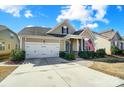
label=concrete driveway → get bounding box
[0,57,124,87]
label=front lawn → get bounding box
[90,62,124,79]
[0,66,17,82]
[91,56,124,63]
[89,56,124,79]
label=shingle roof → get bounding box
[18,27,51,36]
[47,33,66,37]
[92,31,110,39]
[73,29,84,35]
[0,25,19,41]
[0,25,9,31]
[99,29,117,40]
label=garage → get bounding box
[25,42,60,59]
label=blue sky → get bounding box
[0,5,124,35]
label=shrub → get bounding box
[90,51,96,58]
[78,51,96,59]
[78,51,89,59]
[122,50,124,56]
[64,53,75,60]
[96,49,106,58]
[111,46,122,55]
[59,52,66,58]
[10,49,25,62]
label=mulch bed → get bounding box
[5,61,23,65]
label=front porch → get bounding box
[64,35,95,54]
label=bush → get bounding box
[78,51,96,59]
[122,50,124,56]
[59,52,75,60]
[59,52,66,58]
[96,49,106,58]
[10,49,25,62]
[111,46,122,55]
[64,53,75,60]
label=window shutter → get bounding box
[67,28,68,34]
[62,27,64,34]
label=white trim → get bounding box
[20,37,22,49]
[77,39,79,51]
[21,35,63,40]
[64,34,82,40]
[64,40,66,51]
[81,39,83,51]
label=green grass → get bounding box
[91,56,124,63]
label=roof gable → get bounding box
[47,20,75,34]
[0,25,19,41]
[79,28,95,40]
[99,29,121,40]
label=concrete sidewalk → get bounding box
[0,58,124,87]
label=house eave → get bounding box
[19,35,63,40]
[64,34,82,40]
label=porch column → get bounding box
[19,37,22,49]
[81,39,83,51]
[76,39,79,51]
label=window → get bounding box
[62,26,68,35]
[120,42,123,50]
[10,33,14,39]
[0,43,2,50]
[0,42,5,51]
[15,44,18,49]
[8,44,10,49]
[79,39,81,51]
[82,39,85,50]
[66,41,69,52]
[113,42,115,46]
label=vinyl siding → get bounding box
[81,30,92,39]
[60,40,65,51]
[25,38,59,43]
[0,30,19,55]
[94,34,111,55]
[21,37,60,50]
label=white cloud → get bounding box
[56,5,108,29]
[26,25,34,27]
[0,5,24,17]
[92,5,109,24]
[117,6,122,11]
[86,23,98,29]
[56,5,92,25]
[24,10,33,18]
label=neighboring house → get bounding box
[93,29,124,54]
[0,25,20,56]
[18,20,124,58]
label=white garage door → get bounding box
[25,42,60,59]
